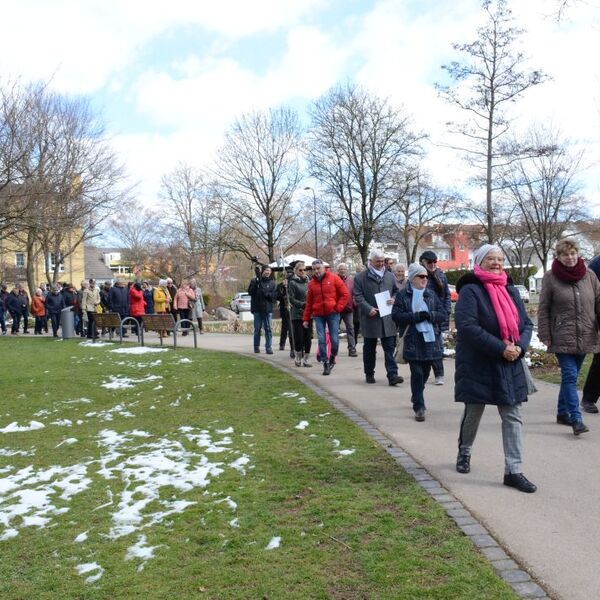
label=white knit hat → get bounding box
[407,263,427,281]
[473,244,502,266]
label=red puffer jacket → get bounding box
[303,271,350,320]
[129,286,146,317]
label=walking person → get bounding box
[392,264,446,421]
[82,279,101,339]
[248,265,277,354]
[173,280,195,335]
[0,284,8,335]
[189,278,205,334]
[45,285,66,337]
[353,250,403,386]
[288,262,312,367]
[128,282,146,337]
[580,252,600,414]
[108,279,130,337]
[538,238,600,435]
[419,251,451,385]
[454,244,536,493]
[6,286,22,335]
[303,259,350,375]
[336,263,357,357]
[276,276,293,356]
[153,279,170,338]
[31,289,46,335]
[18,287,30,333]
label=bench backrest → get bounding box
[94,312,122,328]
[143,313,175,331]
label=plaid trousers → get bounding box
[458,403,523,475]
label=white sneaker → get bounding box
[434,377,444,385]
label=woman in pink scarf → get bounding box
[454,244,536,493]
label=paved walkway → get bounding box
[93,331,600,598]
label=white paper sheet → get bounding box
[374,290,392,317]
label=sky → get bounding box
[1,0,600,213]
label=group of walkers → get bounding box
[0,277,206,339]
[248,238,600,494]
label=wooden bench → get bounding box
[93,312,142,343]
[141,314,197,349]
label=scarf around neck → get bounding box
[411,287,435,342]
[473,265,520,343]
[551,257,587,283]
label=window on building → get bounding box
[46,252,65,273]
[15,252,25,268]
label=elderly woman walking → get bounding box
[288,262,312,367]
[538,238,600,435]
[392,263,446,421]
[454,244,536,493]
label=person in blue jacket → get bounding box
[454,244,536,493]
[392,263,446,421]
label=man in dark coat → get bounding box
[45,286,66,337]
[6,286,22,335]
[419,250,451,385]
[581,253,600,413]
[108,279,130,336]
[18,287,30,333]
[353,250,403,386]
[276,277,293,356]
[248,265,277,354]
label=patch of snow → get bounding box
[55,438,78,448]
[280,392,299,398]
[298,397,308,404]
[0,448,34,457]
[229,518,239,528]
[443,348,456,357]
[216,427,234,434]
[125,534,163,571]
[215,496,237,511]
[178,358,192,364]
[229,455,250,475]
[529,329,547,351]
[79,341,113,347]
[75,562,105,584]
[74,531,88,543]
[50,419,72,427]
[101,374,162,390]
[33,409,52,417]
[110,347,168,355]
[332,439,340,448]
[0,421,45,433]
[335,449,356,456]
[266,536,281,550]
[295,421,309,430]
[318,412,331,417]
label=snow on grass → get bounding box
[125,534,164,571]
[229,455,250,475]
[295,421,309,430]
[74,531,88,543]
[85,404,135,421]
[214,496,237,511]
[101,375,162,390]
[0,421,45,433]
[529,329,547,351]
[335,449,356,456]
[265,536,281,550]
[75,562,105,584]
[0,463,92,538]
[79,341,113,348]
[110,347,168,355]
[0,448,34,457]
[50,419,73,427]
[178,358,192,364]
[55,438,78,448]
[280,392,299,398]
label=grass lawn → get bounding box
[0,338,517,599]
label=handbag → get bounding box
[521,358,537,395]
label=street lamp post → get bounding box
[304,186,318,259]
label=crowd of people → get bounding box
[247,239,600,494]
[0,277,206,339]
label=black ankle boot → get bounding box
[323,362,331,376]
[456,453,470,474]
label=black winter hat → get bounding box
[419,250,438,262]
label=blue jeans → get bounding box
[314,313,340,363]
[556,353,586,422]
[253,312,272,350]
[363,336,398,380]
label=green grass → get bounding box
[0,338,517,599]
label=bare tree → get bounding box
[436,0,546,242]
[214,107,302,263]
[389,171,458,264]
[307,83,424,264]
[500,124,587,272]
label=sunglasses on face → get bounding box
[297,268,305,272]
[415,274,428,279]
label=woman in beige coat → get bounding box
[538,238,600,435]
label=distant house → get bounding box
[84,246,131,284]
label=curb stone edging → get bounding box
[266,358,552,600]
